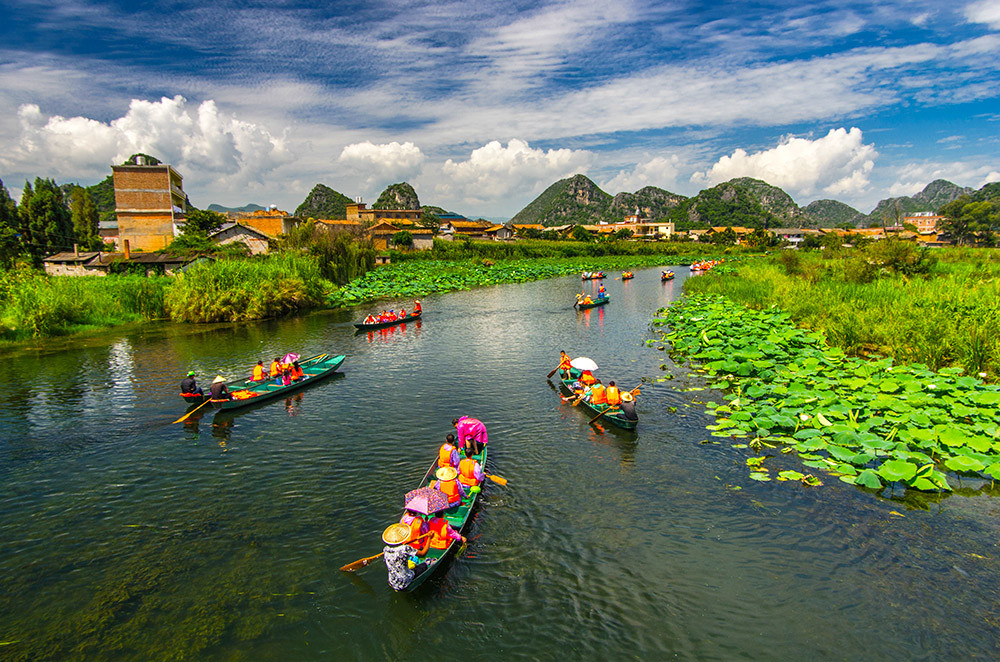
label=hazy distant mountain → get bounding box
[869,179,973,220]
[294,184,353,219]
[372,182,420,210]
[802,199,868,228]
[608,186,686,220]
[207,203,266,214]
[511,174,613,225]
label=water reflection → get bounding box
[362,319,422,343]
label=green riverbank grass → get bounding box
[656,294,1000,497]
[684,248,1000,377]
[0,265,167,341]
[390,237,747,261]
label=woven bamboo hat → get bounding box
[435,466,459,481]
[382,523,411,545]
[212,375,226,384]
[621,392,634,402]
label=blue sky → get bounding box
[0,0,998,218]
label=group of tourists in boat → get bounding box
[690,259,722,272]
[362,300,421,326]
[181,353,309,403]
[581,271,605,280]
[553,351,639,428]
[575,283,608,307]
[661,270,675,281]
[379,416,491,591]
[621,271,634,280]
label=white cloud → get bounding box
[601,155,682,194]
[0,96,292,195]
[691,127,877,196]
[436,139,592,206]
[982,171,1000,186]
[888,160,998,196]
[338,141,426,188]
[965,0,1000,29]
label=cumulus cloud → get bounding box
[0,96,292,191]
[982,171,1000,187]
[601,155,682,194]
[436,139,593,206]
[338,141,426,188]
[965,0,1000,29]
[691,127,877,196]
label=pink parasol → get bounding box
[404,487,450,514]
[281,352,300,364]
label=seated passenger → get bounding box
[432,467,467,505]
[437,434,459,468]
[291,362,305,380]
[605,380,622,406]
[252,361,266,382]
[590,380,607,405]
[399,509,431,556]
[426,514,464,550]
[580,370,597,385]
[457,451,484,487]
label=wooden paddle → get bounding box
[485,473,508,486]
[339,532,432,572]
[173,398,212,424]
[546,365,561,379]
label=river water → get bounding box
[2,266,1000,661]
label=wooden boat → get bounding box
[555,375,638,430]
[180,392,209,406]
[661,272,675,281]
[210,354,345,410]
[354,311,421,330]
[396,446,487,591]
[575,296,609,309]
[621,272,634,280]
[581,271,605,280]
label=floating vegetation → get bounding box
[654,294,1000,494]
[328,256,695,306]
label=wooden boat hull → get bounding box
[398,446,487,591]
[180,393,209,406]
[661,275,675,281]
[211,354,345,411]
[354,312,421,330]
[575,297,609,309]
[581,273,605,280]
[621,275,634,280]
[555,377,638,430]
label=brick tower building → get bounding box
[112,156,186,251]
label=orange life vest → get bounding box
[252,365,265,381]
[591,383,607,405]
[438,443,457,468]
[581,371,596,385]
[559,355,572,370]
[292,366,304,379]
[437,478,462,504]
[605,385,621,405]
[458,458,479,486]
[270,361,281,377]
[428,517,450,550]
[404,517,425,550]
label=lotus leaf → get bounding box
[855,470,883,489]
[971,391,1000,405]
[877,460,918,482]
[778,470,805,481]
[748,472,771,482]
[944,455,985,473]
[938,428,968,447]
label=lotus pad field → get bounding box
[328,257,682,305]
[655,294,1000,495]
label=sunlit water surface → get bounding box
[2,268,1000,661]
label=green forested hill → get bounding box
[510,174,612,225]
[294,184,353,219]
[608,186,686,220]
[869,179,973,220]
[802,199,867,228]
[372,182,420,209]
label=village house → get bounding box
[42,241,200,277]
[366,221,434,250]
[234,207,301,237]
[112,157,187,251]
[771,228,822,247]
[208,223,271,255]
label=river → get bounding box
[2,266,999,661]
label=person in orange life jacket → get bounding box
[432,466,467,505]
[399,508,431,556]
[598,284,606,297]
[252,361,266,381]
[582,294,593,305]
[580,370,597,386]
[209,375,232,401]
[437,434,459,468]
[398,307,406,318]
[605,380,622,406]
[364,314,375,324]
[559,350,572,379]
[270,357,282,381]
[590,380,607,405]
[414,300,421,315]
[388,310,397,321]
[181,371,203,397]
[291,361,305,380]
[426,512,465,550]
[457,450,484,488]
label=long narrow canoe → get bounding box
[554,376,638,430]
[210,354,345,411]
[354,312,421,330]
[581,272,605,280]
[396,445,487,592]
[661,273,675,281]
[575,296,610,309]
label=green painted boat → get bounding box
[554,375,638,430]
[210,354,345,411]
[354,311,421,330]
[396,446,487,592]
[575,296,609,309]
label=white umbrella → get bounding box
[570,357,598,371]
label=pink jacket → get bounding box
[455,416,488,446]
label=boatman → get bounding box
[180,371,203,397]
[209,375,233,401]
[559,351,573,379]
[382,523,433,591]
[453,416,489,456]
[598,284,606,298]
[620,391,638,422]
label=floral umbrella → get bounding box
[281,352,300,364]
[403,487,450,514]
[570,357,599,371]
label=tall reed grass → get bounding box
[165,254,330,323]
[685,248,1000,376]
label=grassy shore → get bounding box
[684,245,1000,377]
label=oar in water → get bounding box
[173,398,212,424]
[546,365,562,379]
[339,532,432,572]
[485,473,508,486]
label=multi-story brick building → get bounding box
[112,158,186,251]
[904,211,944,233]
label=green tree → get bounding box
[570,225,592,242]
[745,227,775,248]
[541,229,559,240]
[614,228,634,240]
[939,196,978,245]
[392,230,413,248]
[0,179,22,267]
[68,186,101,249]
[520,227,543,239]
[18,178,73,257]
[706,227,737,245]
[418,211,440,233]
[182,208,226,236]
